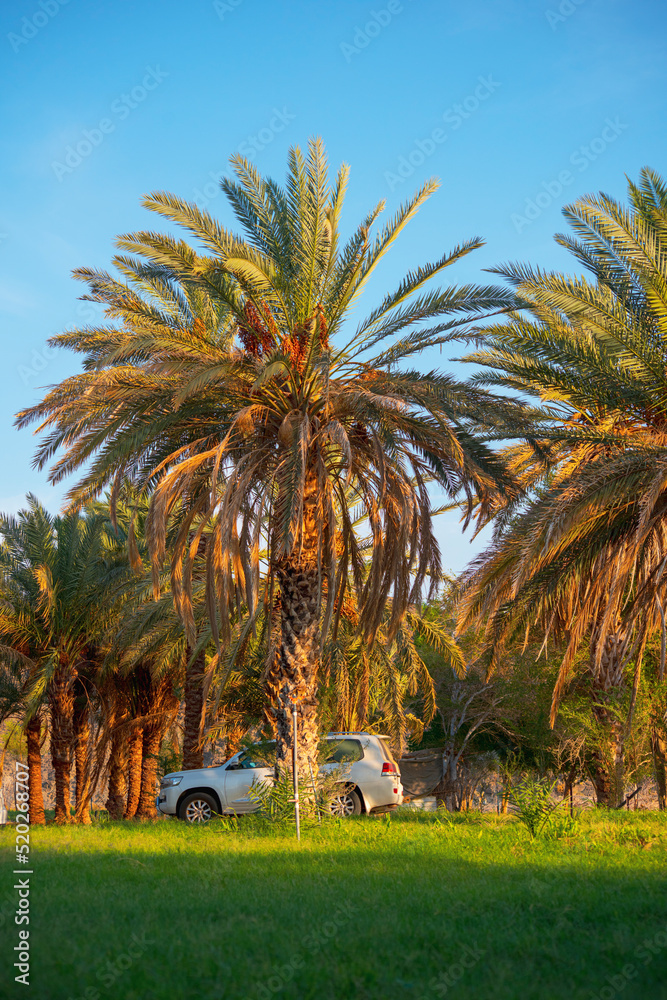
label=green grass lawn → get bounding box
[1,810,666,1000]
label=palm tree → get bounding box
[458,167,667,805]
[18,139,518,773]
[0,649,46,826]
[0,497,109,821]
[90,495,199,817]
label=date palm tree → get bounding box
[103,505,218,792]
[0,497,109,821]
[18,139,518,773]
[458,168,667,804]
[0,646,45,825]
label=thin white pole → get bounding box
[292,701,301,842]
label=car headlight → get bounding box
[160,776,183,787]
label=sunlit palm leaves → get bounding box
[0,496,111,820]
[459,168,667,721]
[18,139,519,765]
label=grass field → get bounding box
[1,810,666,1000]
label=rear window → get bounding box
[324,738,364,763]
[378,738,397,765]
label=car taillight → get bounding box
[381,762,397,775]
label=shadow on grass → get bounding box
[2,815,666,1000]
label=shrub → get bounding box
[510,776,564,838]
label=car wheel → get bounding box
[328,787,362,817]
[178,792,219,823]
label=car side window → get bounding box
[325,739,363,763]
[229,750,271,770]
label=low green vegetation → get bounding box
[2,811,666,1000]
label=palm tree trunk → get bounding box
[50,664,75,824]
[266,558,321,778]
[106,723,129,819]
[135,721,162,819]
[26,715,45,826]
[589,636,626,808]
[135,676,179,820]
[182,648,205,770]
[651,728,667,810]
[611,719,625,809]
[73,695,92,825]
[589,749,612,807]
[265,475,322,777]
[124,728,143,819]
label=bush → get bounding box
[247,762,354,825]
[510,776,565,838]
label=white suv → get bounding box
[157,733,403,822]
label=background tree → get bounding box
[0,498,109,822]
[458,168,667,805]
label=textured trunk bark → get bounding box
[266,559,321,777]
[610,720,625,810]
[106,723,129,819]
[651,728,667,810]
[433,754,457,811]
[265,474,323,780]
[124,728,143,819]
[26,715,45,826]
[589,753,611,807]
[589,636,626,808]
[587,721,625,808]
[135,675,178,820]
[73,695,92,825]
[135,722,162,820]
[50,663,75,824]
[182,647,205,770]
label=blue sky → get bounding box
[1,0,665,573]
